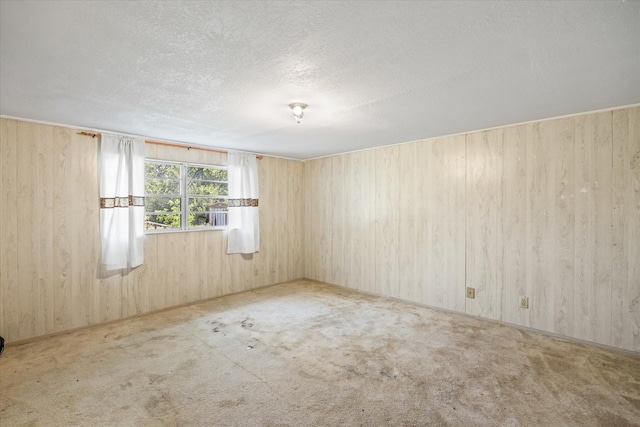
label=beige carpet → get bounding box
[1,280,639,426]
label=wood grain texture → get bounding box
[36,125,54,335]
[0,118,304,343]
[465,129,503,321]
[310,157,333,283]
[289,160,304,282]
[302,106,639,353]
[553,117,576,338]
[501,124,530,327]
[303,159,318,281]
[273,158,287,285]
[17,121,39,338]
[612,107,640,352]
[1,119,19,339]
[413,140,430,306]
[343,149,376,293]
[318,156,333,283]
[51,125,74,331]
[415,135,466,311]
[442,135,467,313]
[573,112,613,345]
[330,155,345,287]
[3,106,638,353]
[398,142,417,302]
[527,119,565,335]
[375,145,400,298]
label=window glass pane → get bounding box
[146,178,180,195]
[187,166,228,196]
[146,163,180,179]
[145,196,181,214]
[187,180,228,196]
[145,213,181,230]
[188,212,210,228]
[208,211,228,227]
[188,198,225,214]
[187,166,227,181]
[145,163,181,196]
[188,197,227,228]
[188,197,227,211]
[187,212,228,228]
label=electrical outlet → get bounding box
[466,287,475,299]
[520,296,529,309]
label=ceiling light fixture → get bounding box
[289,102,308,123]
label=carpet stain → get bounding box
[178,358,198,370]
[210,320,226,333]
[622,395,640,411]
[147,373,165,384]
[144,393,178,423]
[218,397,246,408]
[149,334,177,341]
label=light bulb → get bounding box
[289,103,308,123]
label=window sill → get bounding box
[144,227,227,235]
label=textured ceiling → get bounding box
[1,1,639,160]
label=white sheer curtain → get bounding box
[99,134,145,270]
[227,152,260,254]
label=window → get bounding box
[144,160,228,232]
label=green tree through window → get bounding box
[145,160,228,231]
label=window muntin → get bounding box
[145,160,228,232]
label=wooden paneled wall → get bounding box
[304,106,640,353]
[0,118,304,342]
[2,107,638,352]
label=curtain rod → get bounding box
[77,131,263,160]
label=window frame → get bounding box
[144,159,228,234]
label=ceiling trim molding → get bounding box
[302,103,640,162]
[0,114,302,162]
